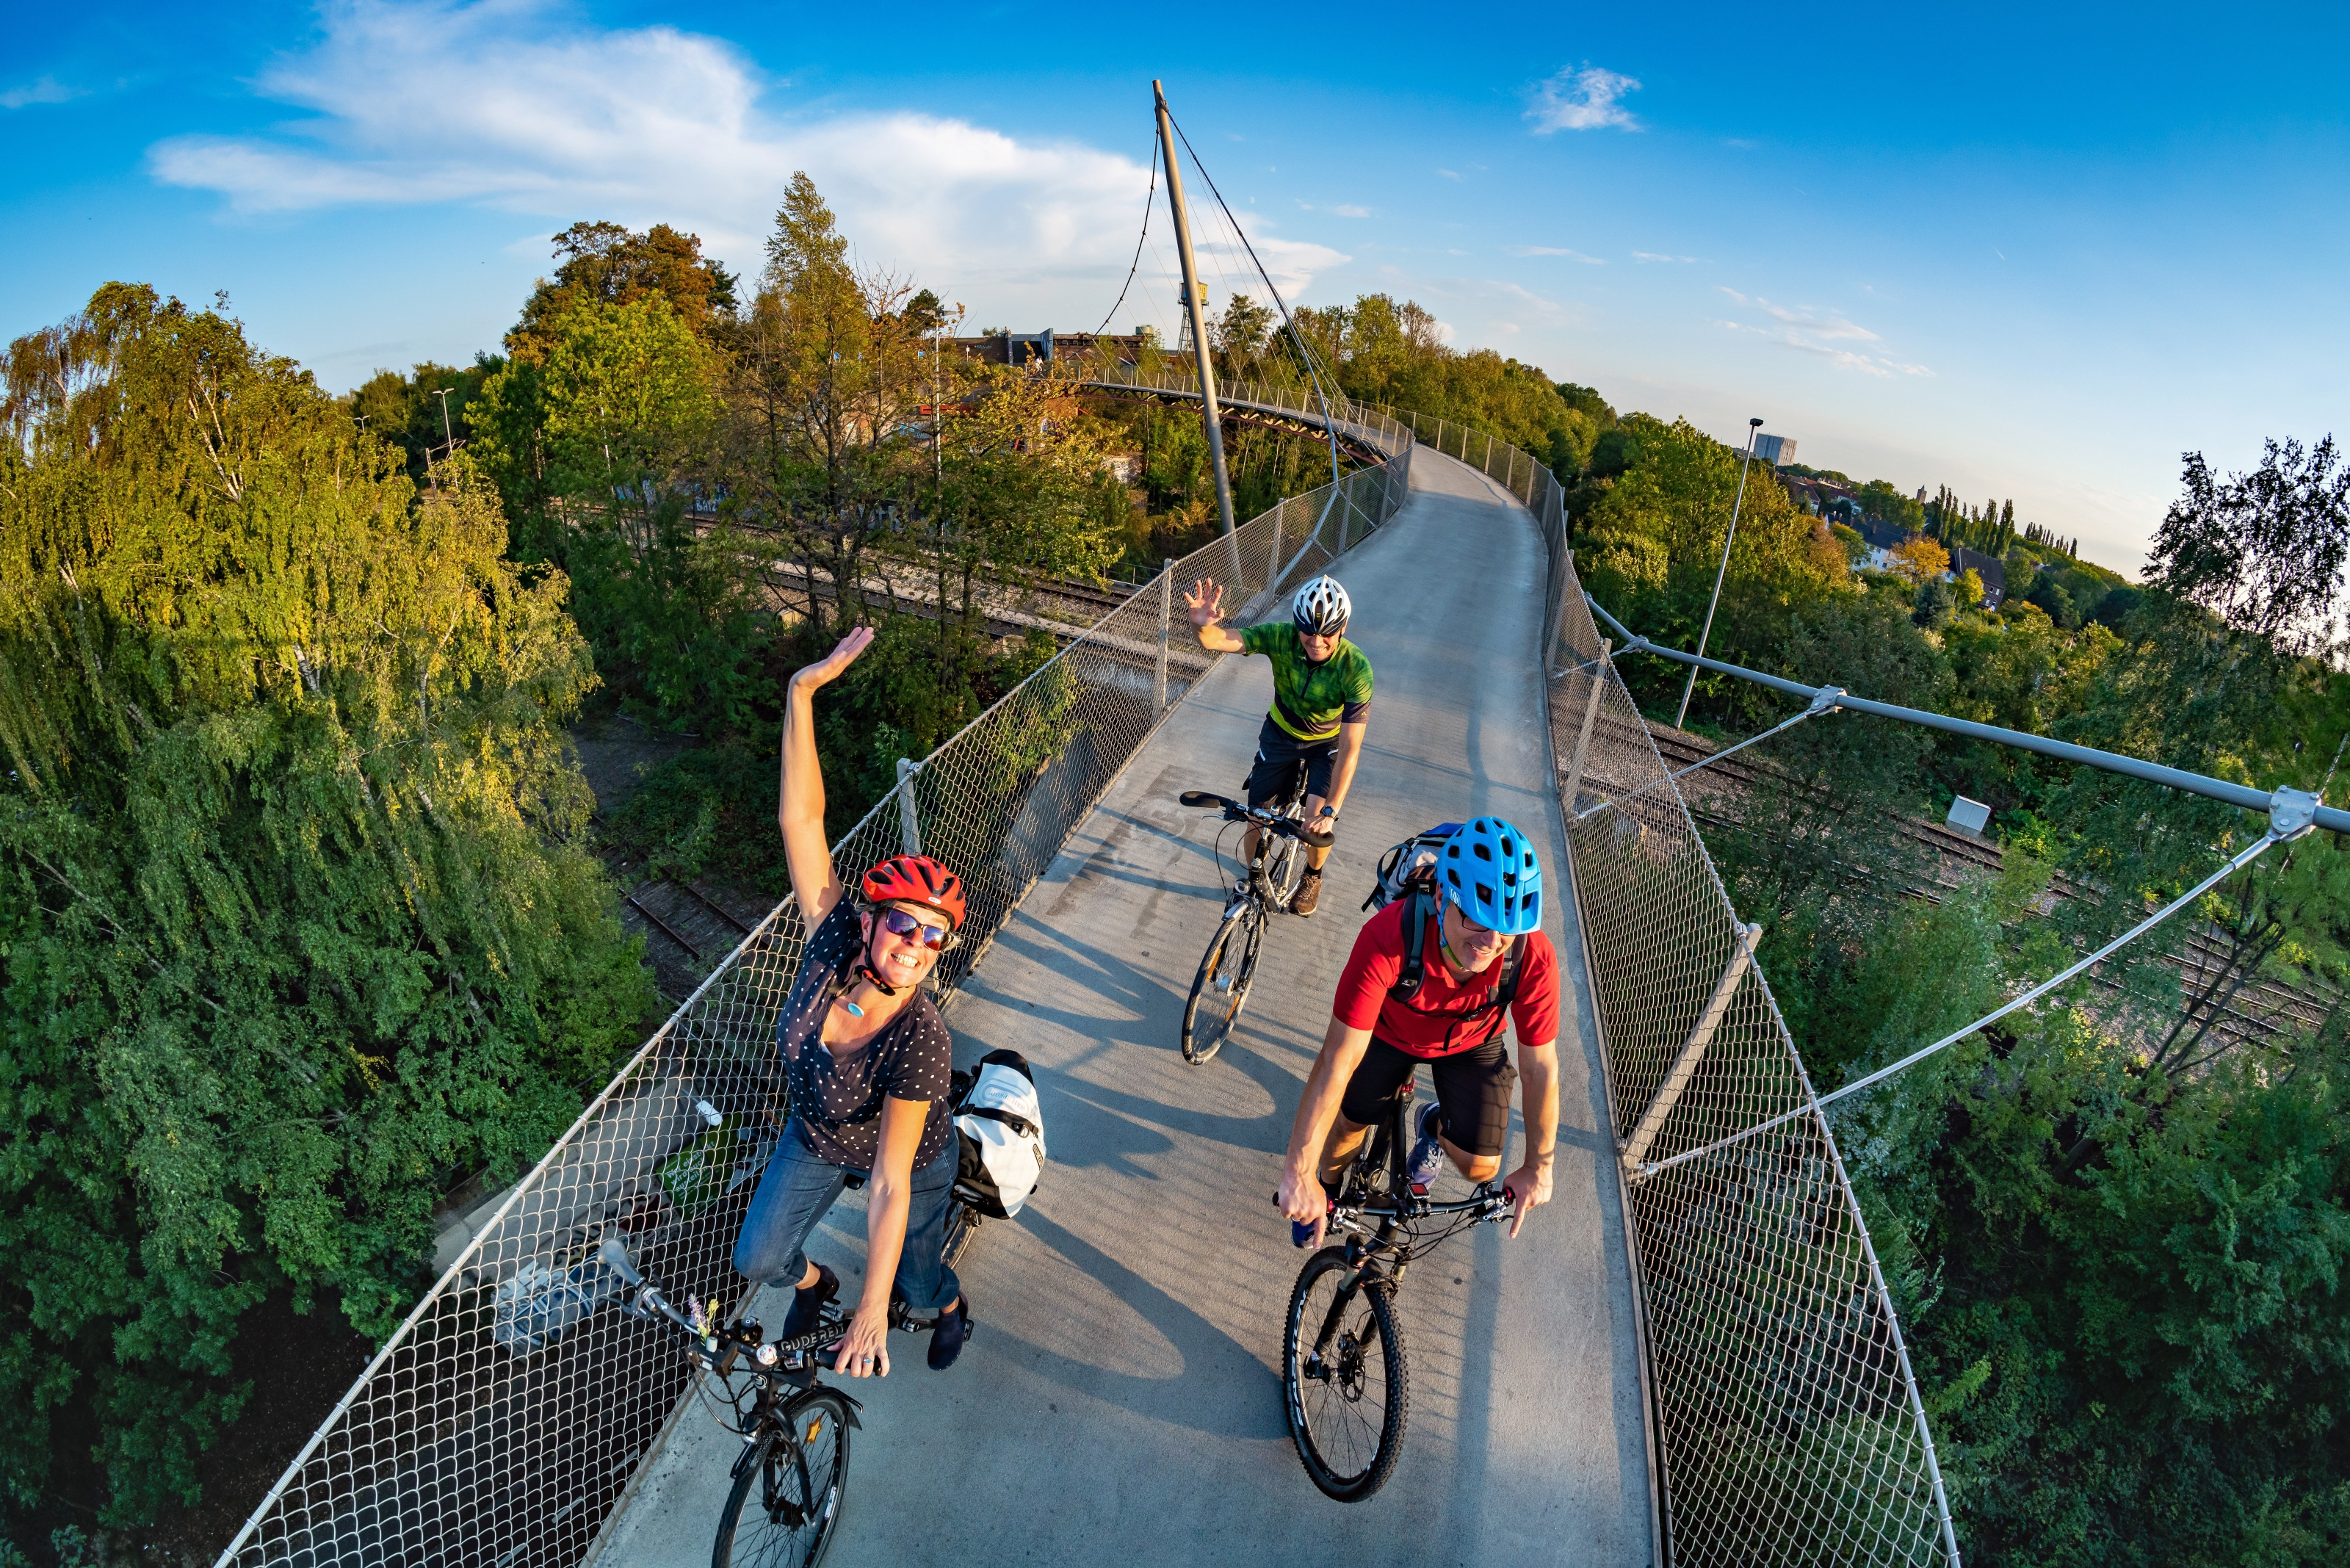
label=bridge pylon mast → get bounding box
[1154,80,1237,538]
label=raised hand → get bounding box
[793,625,875,693]
[1183,578,1226,628]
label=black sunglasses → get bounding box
[877,906,958,950]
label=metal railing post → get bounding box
[1156,558,1174,709]
[1619,922,1762,1170]
[894,757,922,856]
[1561,637,1611,812]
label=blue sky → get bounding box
[7,1,2347,572]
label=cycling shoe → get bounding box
[1406,1102,1448,1193]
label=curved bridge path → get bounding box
[593,449,1655,1567]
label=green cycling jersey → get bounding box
[1237,622,1374,743]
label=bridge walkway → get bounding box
[590,447,1654,1567]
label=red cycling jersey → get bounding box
[1331,899,1561,1059]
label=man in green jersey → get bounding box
[1183,573,1370,917]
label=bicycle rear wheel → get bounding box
[1282,1248,1409,1501]
[1181,906,1262,1065]
[941,1195,983,1269]
[712,1390,851,1568]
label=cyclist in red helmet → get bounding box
[732,626,973,1377]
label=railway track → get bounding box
[1617,712,2337,1048]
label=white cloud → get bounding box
[1437,168,1462,181]
[2,76,82,109]
[145,0,1347,303]
[1327,203,1371,218]
[1508,245,1604,264]
[1633,251,1697,263]
[1526,65,1642,133]
[1715,286,1931,377]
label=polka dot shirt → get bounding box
[778,899,955,1174]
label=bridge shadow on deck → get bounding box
[590,449,1654,1567]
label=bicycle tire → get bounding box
[1282,1247,1409,1502]
[941,1198,982,1269]
[711,1390,851,1568]
[1180,906,1262,1064]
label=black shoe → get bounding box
[928,1296,974,1370]
[781,1262,839,1343]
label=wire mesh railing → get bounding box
[212,439,1414,1568]
[1546,573,1961,1565]
[1081,363,1577,673]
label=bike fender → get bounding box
[728,1432,772,1483]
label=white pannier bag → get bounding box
[952,1049,1046,1218]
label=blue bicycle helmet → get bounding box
[1439,817,1544,935]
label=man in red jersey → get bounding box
[1276,817,1559,1246]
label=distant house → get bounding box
[1948,545,2008,607]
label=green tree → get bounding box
[507,220,738,362]
[0,286,651,1531]
[472,293,764,735]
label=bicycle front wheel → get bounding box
[712,1390,851,1568]
[1180,907,1262,1065]
[1282,1248,1409,1502]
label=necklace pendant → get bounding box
[842,998,865,1018]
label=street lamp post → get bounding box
[1677,416,1765,729]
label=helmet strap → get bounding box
[854,918,902,998]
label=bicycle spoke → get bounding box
[1283,1249,1409,1502]
[1182,908,1260,1064]
[715,1392,850,1567]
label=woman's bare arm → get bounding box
[830,1093,929,1376]
[779,627,873,925]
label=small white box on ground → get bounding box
[1946,795,1992,837]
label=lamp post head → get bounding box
[1749,417,1763,427]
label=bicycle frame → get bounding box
[1305,1097,1511,1344]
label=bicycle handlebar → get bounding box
[1179,790,1311,839]
[600,1234,942,1379]
[1273,1183,1514,1226]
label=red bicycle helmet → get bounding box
[861,854,967,931]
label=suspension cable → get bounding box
[1627,825,2291,1182]
[1092,123,1163,339]
[1161,107,1346,470]
[1577,686,1845,823]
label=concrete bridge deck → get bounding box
[590,447,1655,1567]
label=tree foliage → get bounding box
[2148,436,2350,654]
[0,286,654,1531]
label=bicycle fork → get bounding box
[1304,1243,1387,1376]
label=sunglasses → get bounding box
[1447,906,1508,945]
[877,906,957,950]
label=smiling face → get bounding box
[861,902,951,987]
[1440,897,1511,975]
[1299,627,1343,663]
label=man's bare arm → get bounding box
[1504,1038,1560,1239]
[1323,720,1369,816]
[1185,577,1249,653]
[1279,1015,1374,1227]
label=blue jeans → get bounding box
[731,1123,964,1313]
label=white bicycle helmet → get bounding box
[1292,575,1351,637]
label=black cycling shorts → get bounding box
[1243,715,1338,809]
[1339,1034,1517,1159]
